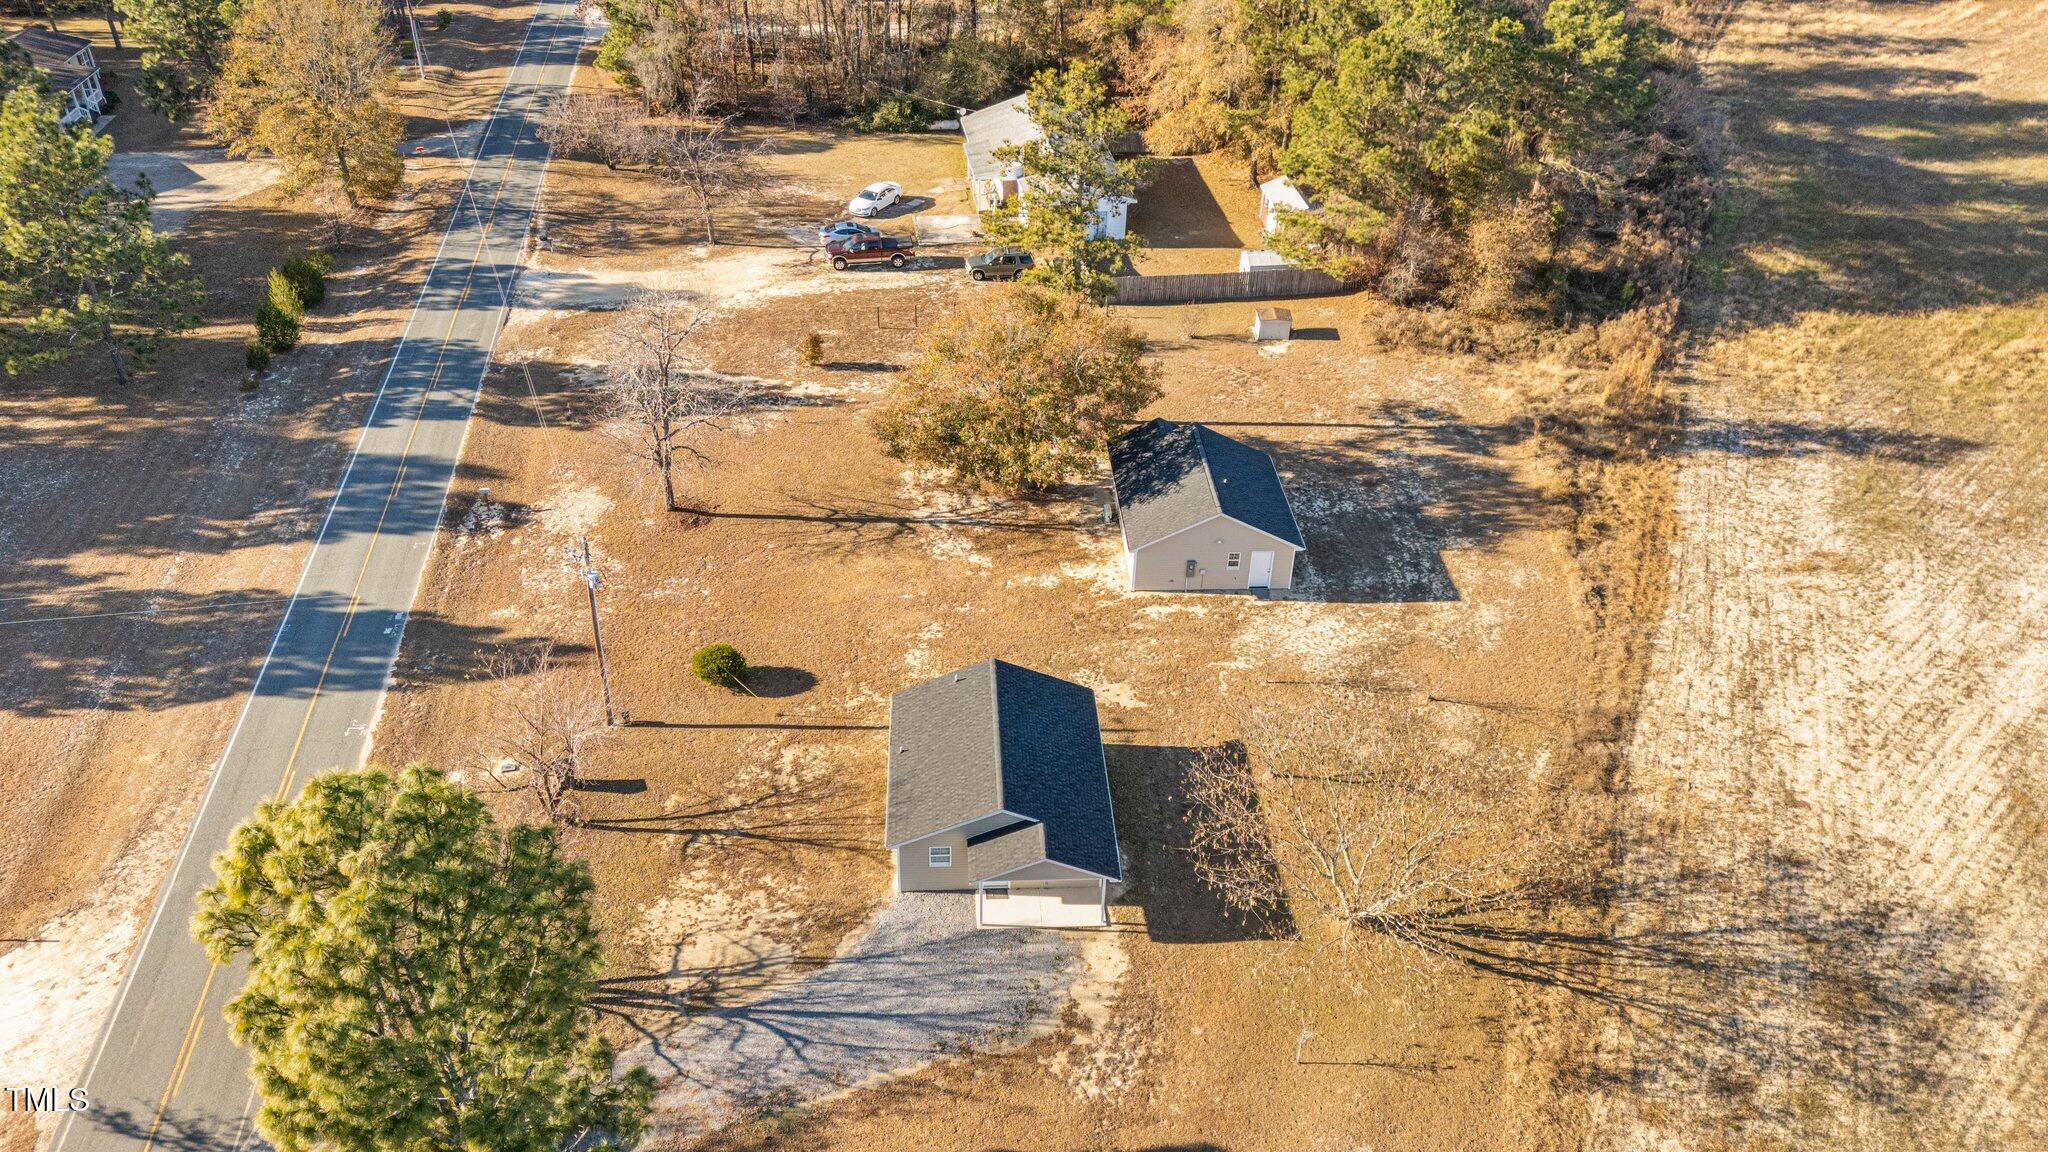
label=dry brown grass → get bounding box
[0,2,570,1141]
[1591,2,2048,1148]
[368,122,1617,1147]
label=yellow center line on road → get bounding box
[136,75,539,1152]
[144,962,218,1142]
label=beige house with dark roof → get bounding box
[1109,419,1306,593]
[885,659,1121,929]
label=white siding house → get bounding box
[9,29,106,127]
[959,94,1134,241]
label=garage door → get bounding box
[976,883,1105,928]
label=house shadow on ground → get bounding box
[1107,743,1294,945]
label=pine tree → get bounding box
[209,0,404,207]
[0,87,201,384]
[980,63,1148,303]
[192,766,654,1152]
[122,0,234,118]
[0,39,47,98]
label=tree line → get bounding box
[593,0,1084,119]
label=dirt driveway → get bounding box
[106,149,283,233]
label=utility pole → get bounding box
[571,537,617,726]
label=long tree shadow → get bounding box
[580,775,872,858]
[611,893,1085,1118]
[69,1104,231,1152]
[1702,28,2048,328]
[1411,850,1998,1132]
[1192,402,1976,604]
[0,586,575,717]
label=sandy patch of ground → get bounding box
[106,150,284,233]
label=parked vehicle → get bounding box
[846,181,902,217]
[818,219,879,246]
[831,236,916,270]
[967,247,1034,281]
[823,232,888,256]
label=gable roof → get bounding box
[9,28,93,75]
[1258,176,1312,212]
[959,94,1037,183]
[885,659,1120,880]
[1109,418,1306,550]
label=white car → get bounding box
[847,181,901,218]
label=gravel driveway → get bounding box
[623,892,1084,1134]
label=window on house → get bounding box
[928,845,953,867]
[1227,552,1242,569]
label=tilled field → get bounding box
[1596,3,2048,1147]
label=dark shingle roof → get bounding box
[9,28,90,70]
[1109,418,1305,549]
[885,659,1120,880]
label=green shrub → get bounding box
[257,302,299,351]
[268,268,305,319]
[280,250,332,308]
[434,7,452,28]
[244,341,271,372]
[852,97,926,134]
[799,331,825,366]
[690,644,748,690]
[257,268,303,351]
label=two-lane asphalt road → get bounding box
[55,4,585,1149]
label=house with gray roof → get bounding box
[886,659,1121,929]
[958,92,1133,241]
[1109,418,1306,593]
[7,28,106,128]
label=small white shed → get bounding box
[1239,248,1293,272]
[1251,307,1294,342]
[1258,176,1313,235]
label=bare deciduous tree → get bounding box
[596,293,748,511]
[536,93,657,171]
[1186,694,1564,969]
[476,643,607,824]
[644,95,768,248]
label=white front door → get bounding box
[1248,550,1275,588]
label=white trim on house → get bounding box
[974,875,1111,929]
[980,855,1119,885]
[882,807,1030,850]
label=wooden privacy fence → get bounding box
[1109,267,1346,306]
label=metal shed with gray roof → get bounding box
[1108,418,1306,593]
[885,659,1120,928]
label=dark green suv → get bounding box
[967,248,1034,281]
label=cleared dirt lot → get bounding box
[367,124,1613,1149]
